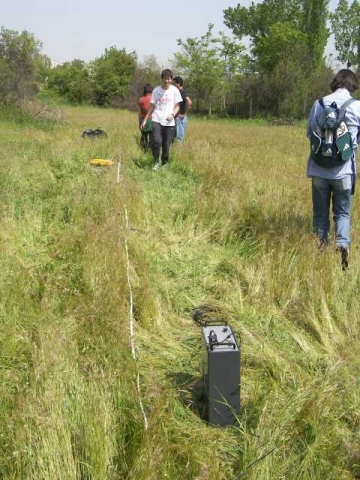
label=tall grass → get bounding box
[1,106,360,479]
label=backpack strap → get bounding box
[338,97,356,122]
[317,97,356,126]
[315,98,325,129]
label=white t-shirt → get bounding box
[151,85,182,126]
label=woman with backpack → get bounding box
[307,69,360,269]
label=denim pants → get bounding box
[312,175,352,248]
[175,115,188,143]
[150,122,174,164]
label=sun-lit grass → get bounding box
[1,105,360,479]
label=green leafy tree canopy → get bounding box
[330,0,360,70]
[46,59,92,104]
[0,26,44,102]
[91,46,137,107]
[173,24,239,114]
[224,0,329,70]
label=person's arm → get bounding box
[166,103,180,122]
[178,94,192,118]
[138,103,143,126]
[184,96,192,115]
[141,103,155,130]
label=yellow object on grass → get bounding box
[89,158,114,166]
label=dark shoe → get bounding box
[318,239,328,250]
[336,246,349,270]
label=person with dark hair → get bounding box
[141,69,182,170]
[173,76,192,143]
[307,69,360,269]
[138,84,153,151]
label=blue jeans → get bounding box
[175,115,188,143]
[312,175,352,248]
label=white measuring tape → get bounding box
[118,161,149,430]
[117,162,121,184]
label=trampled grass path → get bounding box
[1,106,360,479]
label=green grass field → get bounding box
[1,106,360,480]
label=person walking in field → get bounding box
[141,69,182,170]
[138,84,153,151]
[173,76,192,143]
[307,69,360,269]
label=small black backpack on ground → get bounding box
[82,128,107,139]
[310,97,355,168]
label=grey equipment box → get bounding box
[202,323,240,426]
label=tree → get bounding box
[0,27,43,103]
[224,0,328,68]
[136,55,162,90]
[34,53,52,86]
[124,55,163,110]
[223,0,330,117]
[46,60,93,104]
[224,0,303,45]
[173,24,226,115]
[254,22,311,116]
[254,22,307,73]
[90,47,137,107]
[301,0,329,69]
[330,0,360,70]
[217,32,245,115]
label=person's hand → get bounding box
[166,113,175,121]
[140,120,146,130]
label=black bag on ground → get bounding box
[82,128,107,138]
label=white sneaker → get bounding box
[152,162,161,171]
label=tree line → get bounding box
[1,0,359,119]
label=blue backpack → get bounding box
[310,97,355,168]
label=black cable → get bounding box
[191,304,227,328]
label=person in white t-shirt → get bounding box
[141,69,182,170]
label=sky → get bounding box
[2,0,339,66]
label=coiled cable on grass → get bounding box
[192,304,228,327]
